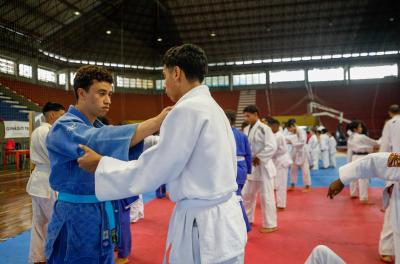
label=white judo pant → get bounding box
[290,160,311,187]
[130,194,144,223]
[311,151,319,170]
[275,166,289,208]
[379,204,394,256]
[29,193,56,263]
[329,153,336,168]
[321,150,330,169]
[349,154,369,201]
[242,178,277,228]
[304,245,345,264]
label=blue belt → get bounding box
[57,192,116,246]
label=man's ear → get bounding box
[77,88,86,101]
[173,66,181,81]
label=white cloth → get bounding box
[129,195,144,223]
[95,85,247,263]
[287,127,309,165]
[273,131,291,208]
[308,134,320,170]
[242,179,277,228]
[320,134,330,169]
[347,133,379,200]
[29,192,56,263]
[379,203,394,256]
[304,245,345,264]
[290,160,311,186]
[26,123,53,198]
[329,136,337,167]
[243,120,277,181]
[339,152,400,264]
[242,120,277,228]
[380,115,400,152]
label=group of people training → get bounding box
[25,43,399,264]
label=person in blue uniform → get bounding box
[45,65,171,263]
[225,110,252,232]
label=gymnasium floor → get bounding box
[0,157,386,263]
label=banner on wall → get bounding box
[4,121,30,138]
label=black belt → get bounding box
[353,152,369,155]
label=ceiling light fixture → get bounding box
[106,30,112,35]
[210,32,216,37]
[74,11,80,16]
[157,37,163,42]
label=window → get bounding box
[38,68,56,83]
[350,64,398,80]
[232,73,267,86]
[269,69,304,83]
[59,73,66,85]
[308,67,344,82]
[70,72,76,85]
[203,75,230,87]
[0,57,15,75]
[117,76,154,89]
[156,79,165,90]
[18,64,32,78]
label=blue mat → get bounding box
[0,192,157,264]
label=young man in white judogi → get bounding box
[286,120,311,192]
[327,131,337,168]
[318,127,330,169]
[241,105,278,233]
[328,152,400,264]
[347,120,379,203]
[378,104,400,263]
[78,44,247,263]
[308,128,320,170]
[267,118,292,210]
[26,102,65,264]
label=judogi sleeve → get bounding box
[95,106,205,201]
[379,122,391,152]
[47,121,137,161]
[244,135,252,174]
[339,152,400,184]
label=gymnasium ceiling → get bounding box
[0,0,399,67]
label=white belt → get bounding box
[237,156,245,161]
[177,192,233,210]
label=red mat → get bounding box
[128,188,385,263]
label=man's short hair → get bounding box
[243,105,259,115]
[225,110,236,125]
[389,104,400,114]
[73,65,113,100]
[162,44,208,83]
[286,119,296,127]
[267,118,280,126]
[42,102,65,115]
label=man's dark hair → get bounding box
[162,44,208,83]
[267,118,280,126]
[286,119,296,127]
[389,104,400,114]
[42,102,65,115]
[243,105,259,115]
[73,65,113,100]
[225,110,236,125]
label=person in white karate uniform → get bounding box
[286,120,311,192]
[328,152,400,264]
[26,102,65,264]
[327,131,337,168]
[378,104,400,263]
[241,106,278,233]
[78,44,247,264]
[308,128,320,171]
[267,118,292,210]
[347,120,379,203]
[318,127,330,169]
